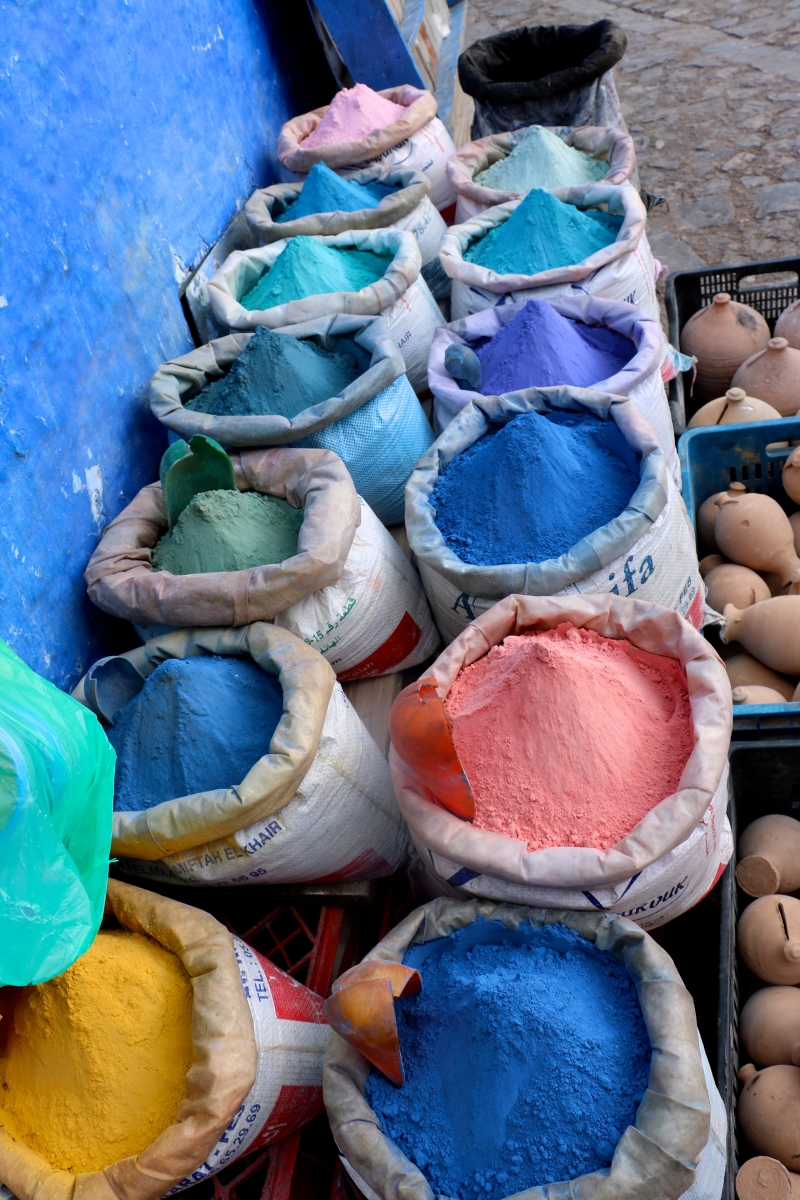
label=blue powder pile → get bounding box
[465,188,623,276]
[365,921,650,1198]
[108,655,284,812]
[475,300,634,394]
[431,410,640,566]
[186,325,365,420]
[241,237,389,312]
[277,162,398,223]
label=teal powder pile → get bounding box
[475,125,608,193]
[365,920,651,1199]
[277,162,399,223]
[185,326,364,420]
[465,188,623,275]
[241,237,390,311]
[152,489,304,574]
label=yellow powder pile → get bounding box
[0,929,194,1173]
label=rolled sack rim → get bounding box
[389,592,732,890]
[445,124,637,208]
[73,623,336,861]
[243,166,431,244]
[148,312,407,446]
[324,896,709,1200]
[277,85,437,175]
[427,294,663,420]
[207,227,422,333]
[404,384,668,598]
[438,180,647,292]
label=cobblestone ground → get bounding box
[467,0,800,274]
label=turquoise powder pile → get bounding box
[241,237,390,311]
[465,188,622,276]
[475,125,608,193]
[277,162,399,223]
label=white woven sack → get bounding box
[276,499,440,680]
[378,278,446,393]
[339,117,457,212]
[390,197,449,300]
[171,936,331,1191]
[686,1040,727,1200]
[121,682,410,887]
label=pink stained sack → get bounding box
[389,593,733,929]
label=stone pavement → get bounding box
[466,0,800,275]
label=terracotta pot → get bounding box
[715,493,800,589]
[761,571,793,598]
[681,293,771,402]
[733,339,800,418]
[791,513,800,558]
[733,684,789,705]
[697,482,747,551]
[739,895,800,984]
[722,596,800,675]
[741,986,800,1070]
[705,563,771,612]
[738,1063,800,1171]
[725,653,796,701]
[688,387,782,428]
[736,1155,799,1200]
[776,299,800,351]
[738,815,800,897]
[783,448,800,505]
[700,554,728,577]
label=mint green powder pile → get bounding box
[475,125,608,193]
[241,236,390,311]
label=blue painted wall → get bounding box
[0,0,334,689]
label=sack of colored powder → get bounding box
[84,447,440,681]
[149,315,434,525]
[277,84,457,211]
[207,228,444,394]
[325,897,727,1200]
[439,181,661,323]
[448,124,638,222]
[428,294,680,485]
[0,877,331,1200]
[73,626,409,885]
[389,593,732,929]
[405,385,701,643]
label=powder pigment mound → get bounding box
[365,919,650,1198]
[302,83,406,151]
[186,326,363,420]
[152,489,304,576]
[276,162,398,223]
[431,410,640,566]
[108,655,285,812]
[475,299,634,394]
[465,187,623,277]
[445,624,693,851]
[241,237,389,311]
[475,125,608,194]
[0,929,194,1173]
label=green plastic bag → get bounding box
[0,639,115,986]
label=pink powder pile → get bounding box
[302,84,407,150]
[444,623,694,851]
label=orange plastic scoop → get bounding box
[324,961,421,1086]
[389,675,475,820]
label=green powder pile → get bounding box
[241,237,390,311]
[152,490,304,575]
[465,187,623,276]
[186,326,364,420]
[475,125,608,193]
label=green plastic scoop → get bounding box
[160,435,236,527]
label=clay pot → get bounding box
[722,597,800,675]
[705,563,771,612]
[736,1156,800,1200]
[738,815,800,897]
[700,554,728,577]
[762,571,793,598]
[741,987,800,1069]
[733,339,800,418]
[783,448,800,506]
[715,493,800,589]
[733,685,790,705]
[725,654,796,700]
[738,1063,800,1172]
[791,513,800,558]
[776,299,800,351]
[681,293,771,402]
[688,388,782,428]
[697,482,747,550]
[739,895,800,984]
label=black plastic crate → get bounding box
[665,256,800,429]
